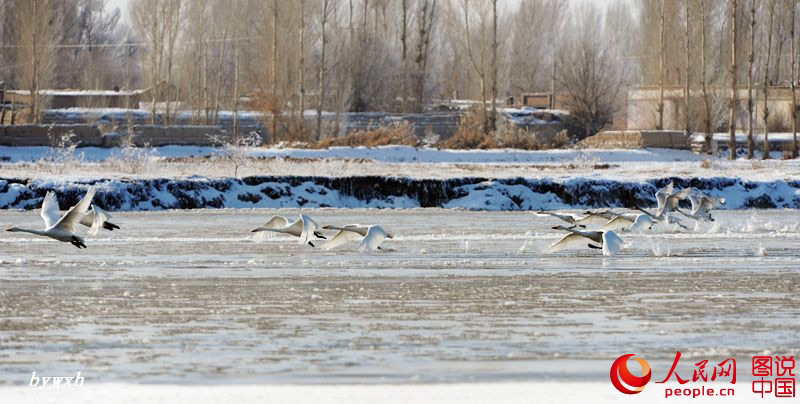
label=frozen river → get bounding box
[0,209,798,385]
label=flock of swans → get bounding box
[539,181,726,256]
[6,182,724,256]
[5,187,394,252]
[250,214,394,251]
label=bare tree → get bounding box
[746,0,755,158]
[74,0,123,90]
[298,0,307,134]
[657,0,666,130]
[558,6,626,139]
[130,0,181,124]
[163,0,183,126]
[271,0,279,143]
[400,0,409,112]
[507,0,565,98]
[728,0,739,160]
[488,0,497,133]
[412,0,437,112]
[316,0,334,140]
[762,0,777,160]
[792,0,799,158]
[456,0,491,133]
[700,0,714,154]
[682,0,691,135]
[15,0,64,124]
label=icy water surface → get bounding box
[0,209,798,384]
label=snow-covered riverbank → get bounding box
[1,175,796,211]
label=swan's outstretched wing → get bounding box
[655,182,674,210]
[252,215,290,241]
[630,214,653,232]
[297,214,321,245]
[85,205,113,236]
[358,226,388,252]
[600,215,634,231]
[657,187,692,217]
[687,192,704,214]
[321,228,364,251]
[602,231,624,256]
[574,212,613,226]
[254,215,289,231]
[546,233,588,253]
[667,188,692,209]
[534,211,579,224]
[53,187,96,234]
[40,191,60,229]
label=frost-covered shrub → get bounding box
[37,129,84,174]
[212,131,262,177]
[108,135,156,174]
[563,151,601,170]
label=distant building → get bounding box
[3,88,146,110]
[519,92,568,110]
[627,86,798,132]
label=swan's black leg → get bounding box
[70,237,86,249]
[308,241,315,247]
[314,232,326,239]
[103,222,120,231]
[587,243,602,250]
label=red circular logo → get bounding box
[610,354,652,394]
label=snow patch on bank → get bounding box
[1,176,797,211]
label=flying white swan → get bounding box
[681,190,726,221]
[40,191,119,236]
[547,225,624,256]
[251,214,326,247]
[575,210,623,226]
[600,212,653,232]
[321,224,394,251]
[630,182,689,229]
[7,187,98,248]
[654,182,692,219]
[534,211,605,227]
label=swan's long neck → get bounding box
[327,226,367,236]
[557,226,587,237]
[9,228,48,236]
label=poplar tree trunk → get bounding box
[746,1,755,159]
[683,0,691,135]
[728,0,739,160]
[658,0,666,130]
[700,0,713,154]
[762,1,776,160]
[792,0,799,158]
[489,0,498,133]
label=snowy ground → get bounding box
[1,145,800,181]
[1,209,798,403]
